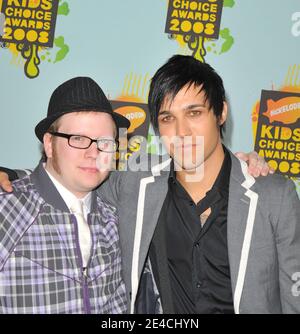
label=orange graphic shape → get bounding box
[263,97,300,125]
[114,105,146,133]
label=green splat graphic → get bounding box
[224,0,235,8]
[219,28,234,54]
[205,27,234,55]
[58,2,70,16]
[53,36,69,63]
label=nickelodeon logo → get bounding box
[114,105,146,133]
[263,97,300,125]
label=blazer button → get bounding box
[196,281,203,288]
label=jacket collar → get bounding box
[30,161,98,213]
[229,152,256,191]
[151,156,172,177]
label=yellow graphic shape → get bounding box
[172,34,206,62]
[115,105,146,133]
[114,73,150,168]
[251,101,260,140]
[17,43,40,78]
[283,64,300,92]
[184,35,206,62]
[121,72,149,103]
[115,73,149,134]
[263,97,300,125]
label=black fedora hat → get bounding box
[35,76,130,142]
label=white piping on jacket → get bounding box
[130,158,171,313]
[233,160,259,314]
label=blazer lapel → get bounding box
[227,153,259,314]
[138,172,170,275]
[130,157,171,313]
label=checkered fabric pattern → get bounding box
[0,177,127,314]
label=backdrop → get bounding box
[0,0,299,195]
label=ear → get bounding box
[219,101,228,126]
[43,133,53,159]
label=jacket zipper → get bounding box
[82,267,91,313]
[71,214,91,314]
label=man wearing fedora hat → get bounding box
[0,76,130,313]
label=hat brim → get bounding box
[35,109,130,142]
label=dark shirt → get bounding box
[150,147,234,314]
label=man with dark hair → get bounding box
[149,55,226,138]
[101,55,299,314]
[0,77,129,313]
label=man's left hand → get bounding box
[235,151,275,177]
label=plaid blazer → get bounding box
[0,163,127,314]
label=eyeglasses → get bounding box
[49,132,119,153]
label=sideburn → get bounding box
[51,139,62,175]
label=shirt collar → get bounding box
[212,145,231,194]
[169,145,231,196]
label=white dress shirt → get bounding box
[44,166,92,268]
